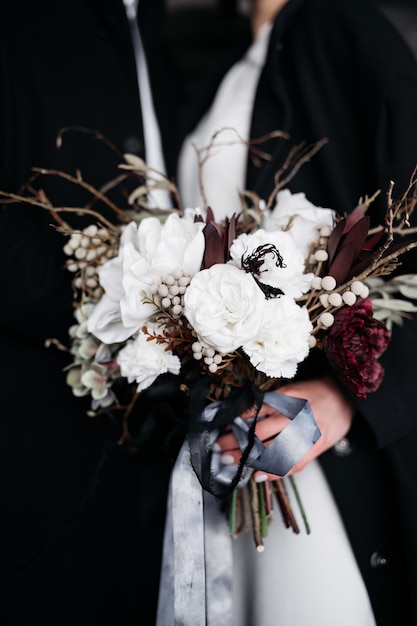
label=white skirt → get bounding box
[231,460,376,626]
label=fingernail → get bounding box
[255,473,268,483]
[212,442,221,453]
[220,454,235,466]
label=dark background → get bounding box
[163,0,417,99]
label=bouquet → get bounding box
[3,130,417,552]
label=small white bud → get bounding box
[161,297,171,309]
[350,280,365,296]
[164,274,175,286]
[319,226,332,237]
[86,249,97,261]
[83,224,98,237]
[308,335,317,348]
[321,275,337,291]
[314,250,329,262]
[350,281,369,298]
[311,276,322,290]
[328,292,343,307]
[158,284,169,298]
[75,247,87,260]
[68,233,82,249]
[319,293,329,307]
[342,290,357,306]
[320,312,335,327]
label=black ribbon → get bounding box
[188,376,321,500]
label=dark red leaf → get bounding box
[328,242,356,284]
[338,215,370,263]
[327,219,346,266]
[206,206,215,224]
[203,222,225,268]
[342,204,367,234]
[363,229,384,251]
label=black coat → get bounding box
[179,0,417,623]
[0,1,183,624]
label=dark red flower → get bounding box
[323,298,390,398]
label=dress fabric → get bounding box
[177,22,376,626]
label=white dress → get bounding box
[177,23,376,626]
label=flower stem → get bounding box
[249,476,264,551]
[271,479,300,534]
[257,482,269,538]
[289,475,311,534]
[229,488,238,537]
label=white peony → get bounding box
[117,324,181,393]
[242,296,313,378]
[262,189,336,258]
[228,229,313,298]
[183,264,265,354]
[87,213,205,344]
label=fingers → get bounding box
[216,409,290,453]
[253,470,283,482]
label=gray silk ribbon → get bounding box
[156,391,320,625]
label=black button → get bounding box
[370,551,389,568]
[122,135,144,155]
[96,27,109,39]
[332,437,352,457]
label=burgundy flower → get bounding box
[323,298,391,398]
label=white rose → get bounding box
[88,214,205,344]
[117,324,181,393]
[183,264,265,354]
[242,296,312,378]
[229,229,313,298]
[262,189,336,258]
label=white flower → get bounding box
[242,296,312,378]
[117,325,181,393]
[229,229,312,298]
[262,189,335,258]
[183,264,265,354]
[88,214,205,344]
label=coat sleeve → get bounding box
[278,0,417,447]
[328,0,417,447]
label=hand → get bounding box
[216,376,355,480]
